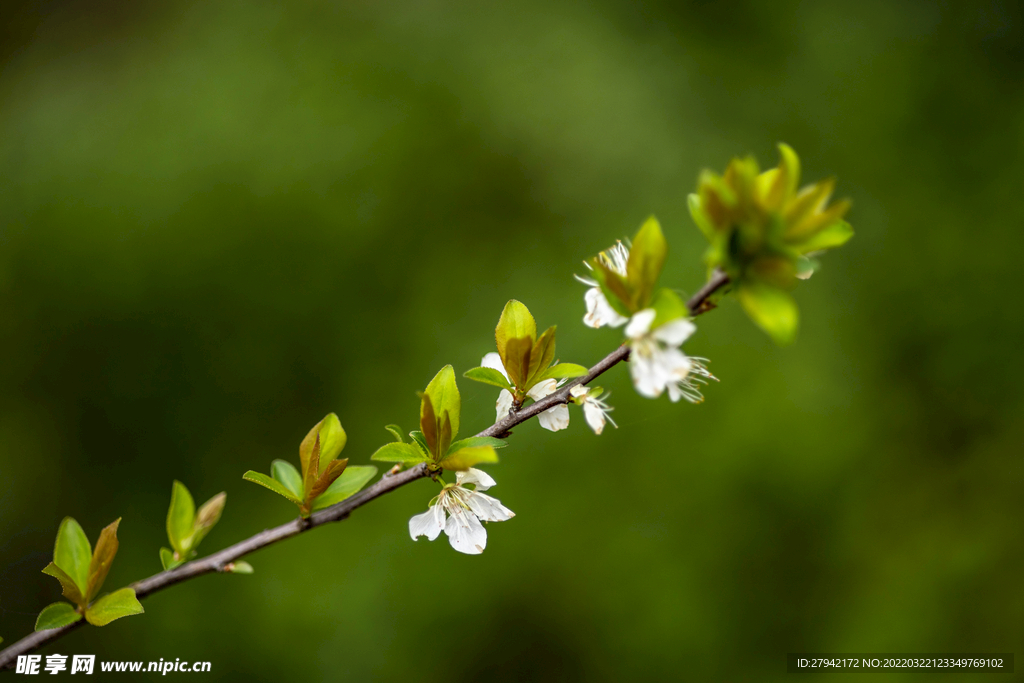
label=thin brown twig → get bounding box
[0,269,730,668]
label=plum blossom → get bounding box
[575,241,630,328]
[408,468,514,555]
[625,309,716,402]
[569,385,617,435]
[481,352,569,431]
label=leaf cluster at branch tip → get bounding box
[465,300,588,404]
[688,143,853,344]
[37,518,144,630]
[372,365,508,472]
[160,481,226,571]
[244,413,378,517]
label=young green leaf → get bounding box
[626,216,668,309]
[463,367,513,391]
[34,602,82,631]
[438,412,454,463]
[311,465,378,511]
[687,193,718,241]
[190,492,226,549]
[439,445,499,471]
[302,434,322,504]
[242,471,303,506]
[527,326,557,385]
[648,288,688,330]
[384,424,405,443]
[792,219,854,252]
[495,300,537,367]
[783,178,843,240]
[423,365,461,444]
[53,518,91,598]
[227,561,254,574]
[159,548,182,571]
[86,518,120,603]
[315,413,347,471]
[409,431,430,456]
[776,142,801,199]
[300,413,347,478]
[419,393,439,456]
[737,281,799,345]
[41,563,85,607]
[447,437,508,452]
[271,459,303,498]
[84,588,144,627]
[539,363,589,381]
[166,482,195,556]
[370,442,429,464]
[307,458,349,502]
[502,335,534,389]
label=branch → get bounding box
[0,465,430,668]
[0,269,730,668]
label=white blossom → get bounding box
[481,352,570,431]
[569,384,617,435]
[625,309,715,402]
[408,468,514,555]
[575,241,630,328]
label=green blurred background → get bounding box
[1,0,1021,680]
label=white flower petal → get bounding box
[481,352,509,380]
[445,507,488,555]
[625,309,657,339]
[630,351,664,398]
[527,378,558,400]
[409,504,445,541]
[583,288,628,329]
[495,389,514,422]
[656,345,693,378]
[582,402,606,435]
[457,467,497,492]
[538,403,570,431]
[466,491,515,522]
[653,318,696,346]
[569,384,588,399]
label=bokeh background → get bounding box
[1,1,1022,680]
